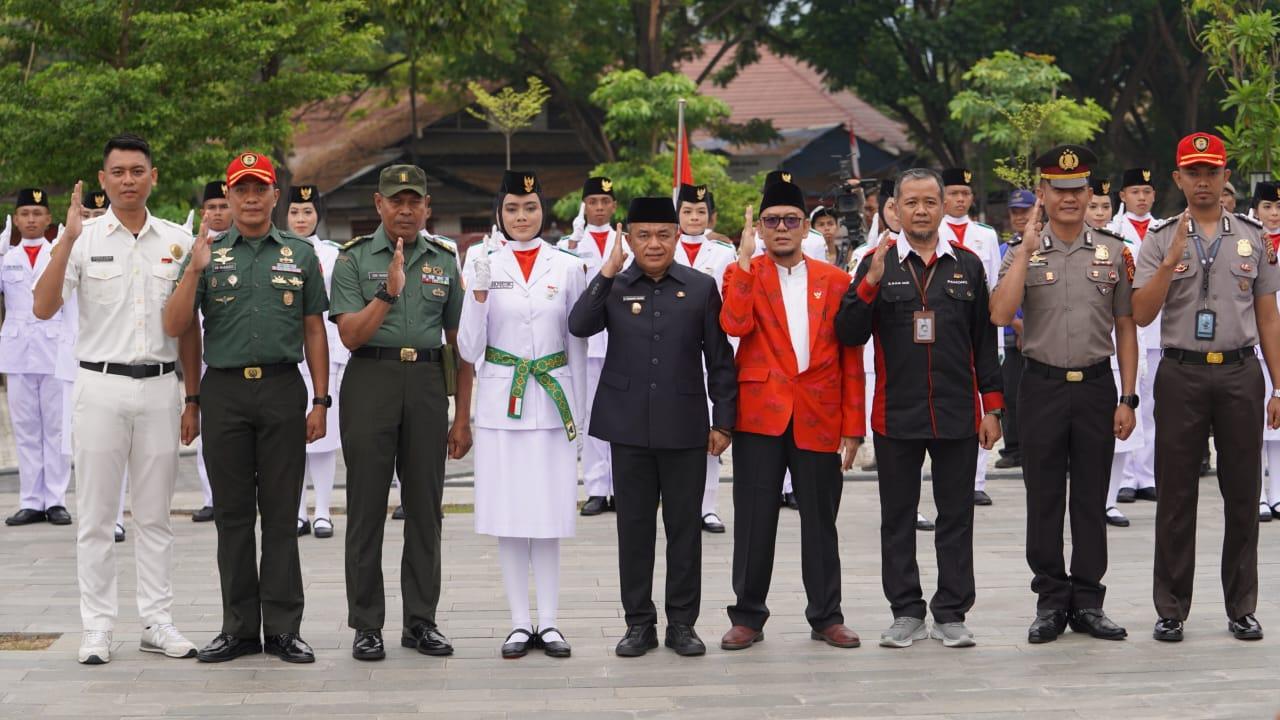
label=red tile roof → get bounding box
[680,43,910,154]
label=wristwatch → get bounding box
[184,395,200,406]
[1119,394,1139,409]
[711,426,733,438]
[312,395,333,408]
[375,282,399,305]
[985,408,1005,420]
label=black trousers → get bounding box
[611,443,706,627]
[202,367,307,638]
[1018,367,1116,611]
[341,356,449,632]
[1000,343,1023,460]
[728,425,844,631]
[873,434,977,623]
[1153,356,1263,621]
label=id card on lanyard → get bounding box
[1190,222,1222,341]
[906,259,938,344]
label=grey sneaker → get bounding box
[930,621,976,648]
[879,616,927,648]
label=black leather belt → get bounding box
[1025,358,1110,382]
[352,346,443,363]
[207,363,296,380]
[80,361,175,379]
[1163,346,1254,365]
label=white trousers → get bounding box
[1106,451,1130,508]
[974,445,990,491]
[298,450,338,521]
[1123,348,1161,490]
[582,357,612,497]
[9,372,68,511]
[1263,442,1280,506]
[701,454,720,516]
[73,369,180,631]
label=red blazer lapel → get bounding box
[757,258,798,375]
[806,263,827,360]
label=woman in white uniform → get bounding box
[1253,184,1280,520]
[458,171,588,659]
[286,185,348,539]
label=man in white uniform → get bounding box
[673,183,737,533]
[1112,167,1161,503]
[567,177,624,516]
[937,168,1002,506]
[2,188,71,528]
[32,133,201,664]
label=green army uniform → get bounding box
[185,225,328,639]
[328,180,463,640]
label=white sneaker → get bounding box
[141,623,198,658]
[79,630,112,664]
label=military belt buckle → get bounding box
[1206,352,1224,365]
[1065,370,1084,382]
[400,348,418,362]
[243,367,263,380]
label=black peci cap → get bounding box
[288,185,320,204]
[940,168,973,187]
[202,181,228,203]
[582,176,614,198]
[626,197,679,225]
[15,188,48,208]
[499,170,541,196]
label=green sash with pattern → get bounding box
[483,346,576,440]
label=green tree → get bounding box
[1190,0,1280,176]
[949,51,1109,188]
[466,76,551,169]
[0,1,379,213]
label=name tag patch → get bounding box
[212,264,237,273]
[489,280,515,290]
[90,256,114,262]
[622,295,646,302]
[367,271,388,280]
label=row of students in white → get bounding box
[1252,182,1280,518]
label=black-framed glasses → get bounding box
[760,215,803,229]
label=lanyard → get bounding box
[904,256,938,309]
[1190,231,1223,307]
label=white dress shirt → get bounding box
[58,209,192,364]
[775,259,810,373]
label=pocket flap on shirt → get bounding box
[86,263,122,280]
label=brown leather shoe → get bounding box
[719,625,763,651]
[810,623,861,648]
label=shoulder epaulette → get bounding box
[341,235,372,251]
[426,234,458,255]
[975,222,995,231]
[152,216,185,231]
[553,244,580,258]
[1092,226,1124,241]
[713,239,735,250]
[1149,216,1179,233]
[321,239,343,250]
[1236,212,1265,229]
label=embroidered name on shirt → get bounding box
[90,256,114,262]
[622,295,646,302]
[489,280,515,290]
[367,271,389,280]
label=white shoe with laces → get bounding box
[79,630,112,664]
[141,623,198,658]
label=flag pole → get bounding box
[674,98,687,205]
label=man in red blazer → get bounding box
[718,177,865,651]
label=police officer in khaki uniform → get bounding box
[1132,132,1280,642]
[163,151,331,664]
[329,165,474,661]
[991,145,1138,644]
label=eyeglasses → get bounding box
[760,215,803,229]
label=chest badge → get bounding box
[1238,238,1252,257]
[1044,271,1055,282]
[170,244,184,260]
[676,290,686,298]
[432,287,446,297]
[1094,244,1110,261]
[283,290,294,306]
[1241,263,1253,273]
[213,248,233,265]
[631,302,642,315]
[280,246,294,259]
[545,283,559,299]
[813,290,823,299]
[227,274,238,287]
[1174,263,1189,273]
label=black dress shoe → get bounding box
[615,624,659,657]
[1116,487,1137,504]
[197,632,262,662]
[392,505,405,520]
[1135,487,1158,502]
[537,627,571,658]
[781,492,800,510]
[1028,610,1068,644]
[1105,508,1130,528]
[581,496,609,516]
[501,628,534,659]
[6,508,47,526]
[265,633,315,663]
[313,517,334,539]
[401,623,453,655]
[352,629,385,660]
[1153,617,1184,642]
[1069,608,1127,640]
[915,515,935,531]
[192,505,215,522]
[665,623,706,656]
[1229,614,1263,640]
[46,506,72,525]
[296,519,311,537]
[701,513,725,533]
[974,490,993,506]
[114,523,126,542]
[993,455,1021,469]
